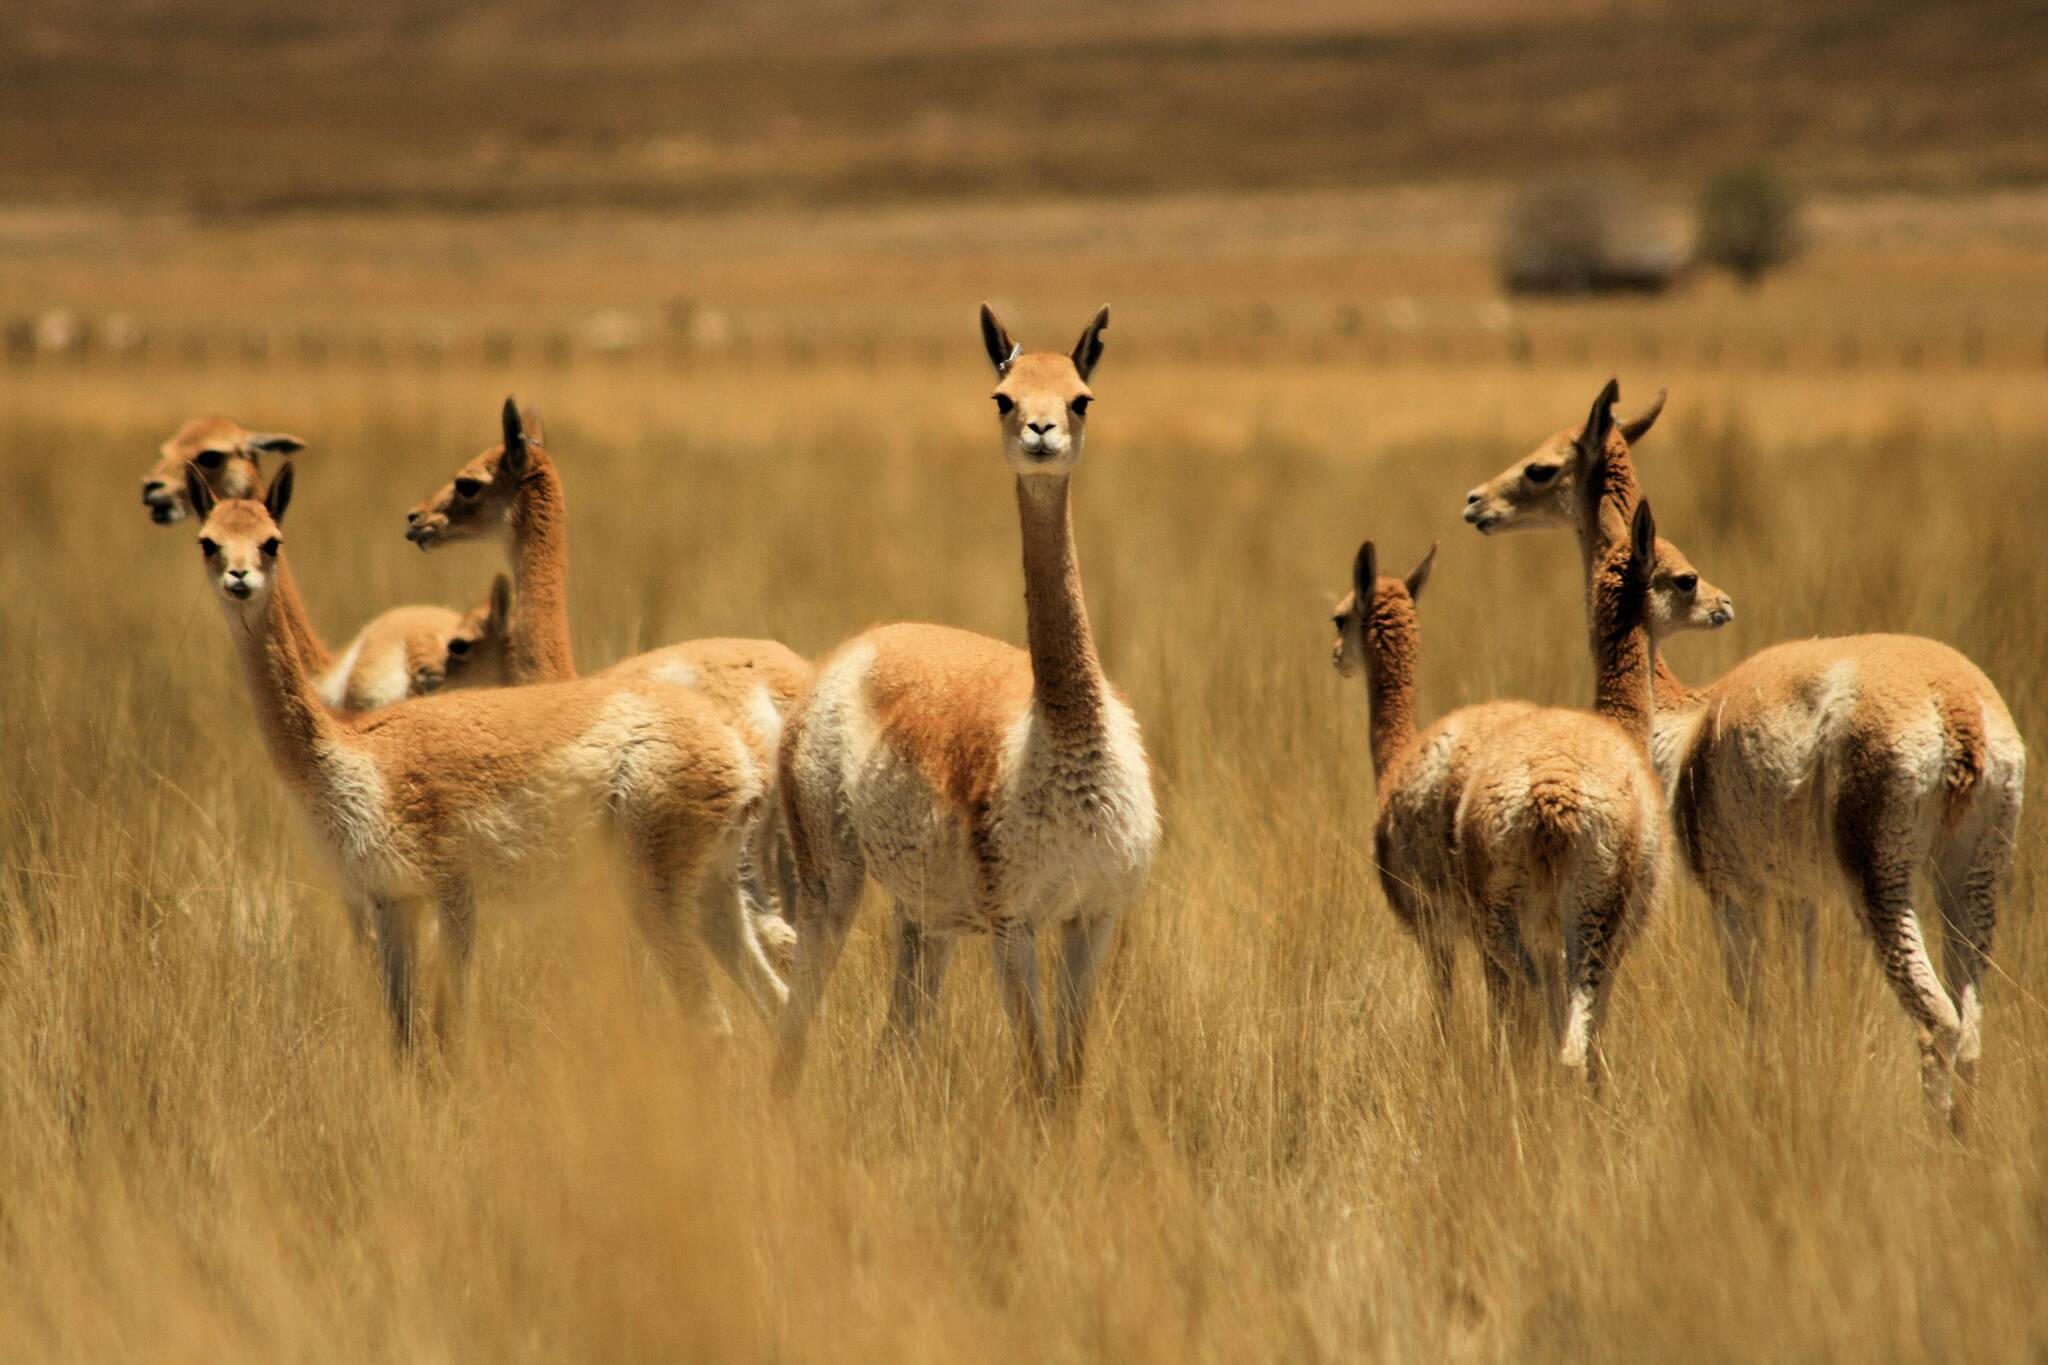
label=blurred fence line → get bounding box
[4,307,2038,374]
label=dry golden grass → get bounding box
[4,302,2047,1358]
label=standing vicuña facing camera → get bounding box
[772,304,1159,1108]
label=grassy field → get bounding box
[6,0,2048,1357]
[5,304,2048,1357]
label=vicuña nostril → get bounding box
[406,510,421,524]
[1464,490,1481,504]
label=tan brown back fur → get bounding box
[1469,380,2026,1130]
[326,579,515,711]
[404,400,812,964]
[186,470,786,1049]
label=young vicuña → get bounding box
[1331,483,1670,1088]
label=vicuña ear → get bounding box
[265,459,295,524]
[501,396,529,477]
[247,432,307,457]
[1579,376,1621,455]
[1620,388,1666,446]
[979,303,1019,375]
[521,405,546,448]
[184,463,216,521]
[1352,541,1377,605]
[1629,499,1657,580]
[1071,305,1110,380]
[1405,541,1439,601]
[488,573,512,634]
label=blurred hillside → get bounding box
[3,0,2042,214]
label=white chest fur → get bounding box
[989,695,1160,916]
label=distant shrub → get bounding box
[1499,178,1682,296]
[1696,165,1803,287]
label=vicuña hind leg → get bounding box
[1052,910,1121,1096]
[1480,953,1542,1055]
[1416,922,1456,1045]
[740,805,797,974]
[1844,827,1961,1127]
[1935,806,2012,1136]
[432,888,477,1052]
[880,913,956,1063]
[622,835,728,1035]
[772,853,865,1097]
[1711,892,1763,1016]
[368,897,421,1052]
[990,917,1053,1105]
[1792,899,1820,995]
[1476,889,1544,1058]
[692,810,789,1028]
[1562,882,1633,1095]
[697,863,789,1028]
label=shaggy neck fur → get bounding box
[1017,475,1107,747]
[227,576,349,795]
[1589,543,1655,746]
[508,449,577,684]
[271,558,336,675]
[1576,437,1698,712]
[1361,593,1420,784]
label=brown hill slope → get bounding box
[3,0,2042,210]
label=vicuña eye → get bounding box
[993,394,1015,416]
[1674,573,1698,592]
[260,538,280,558]
[198,537,219,557]
[447,637,471,656]
[1071,395,1092,416]
[197,450,226,469]
[455,477,483,498]
[1525,464,1558,484]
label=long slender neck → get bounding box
[1362,611,1419,785]
[1575,440,1638,619]
[227,576,348,792]
[1016,475,1106,744]
[508,450,577,683]
[1590,568,1654,747]
[270,557,334,675]
[1574,443,1697,713]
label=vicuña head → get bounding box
[980,303,1107,476]
[186,458,291,612]
[405,397,540,549]
[144,417,303,524]
[1464,379,1733,637]
[1462,382,1664,535]
[437,574,513,692]
[1330,540,1435,680]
